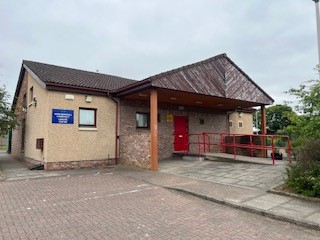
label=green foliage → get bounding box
[285,139,320,197]
[285,79,320,141]
[0,85,17,136]
[283,67,320,197]
[267,105,294,133]
[253,104,294,133]
[0,145,7,150]
[274,138,287,147]
[286,164,320,197]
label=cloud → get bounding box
[0,0,318,105]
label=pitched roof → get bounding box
[23,60,137,91]
[13,54,273,107]
[116,53,273,105]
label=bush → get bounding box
[275,138,287,147]
[285,139,320,197]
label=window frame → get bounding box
[79,108,97,128]
[136,112,150,129]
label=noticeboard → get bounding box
[166,114,173,122]
[52,109,74,124]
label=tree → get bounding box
[0,85,17,136]
[285,79,320,140]
[284,77,320,197]
[253,104,294,133]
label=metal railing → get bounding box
[174,132,291,165]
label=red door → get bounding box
[174,116,188,151]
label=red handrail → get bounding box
[173,132,292,165]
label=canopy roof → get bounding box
[117,53,273,105]
[13,53,273,107]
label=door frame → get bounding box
[173,115,189,152]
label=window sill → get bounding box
[79,127,98,131]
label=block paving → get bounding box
[0,168,319,239]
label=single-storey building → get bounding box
[229,108,256,134]
[11,53,273,170]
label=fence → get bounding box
[174,132,291,165]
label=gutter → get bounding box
[46,82,107,95]
[115,81,152,97]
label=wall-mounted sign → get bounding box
[52,109,74,124]
[167,114,173,122]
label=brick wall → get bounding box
[225,135,263,157]
[119,100,151,168]
[119,99,228,169]
[188,111,227,154]
[45,158,116,170]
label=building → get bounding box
[228,108,256,134]
[11,53,273,170]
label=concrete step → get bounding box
[182,156,204,161]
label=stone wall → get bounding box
[119,99,228,169]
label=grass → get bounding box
[0,145,7,150]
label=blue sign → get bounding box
[52,109,74,124]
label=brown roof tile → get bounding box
[14,54,273,107]
[23,60,137,91]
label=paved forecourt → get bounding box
[0,168,319,239]
[159,158,286,190]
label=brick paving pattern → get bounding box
[0,171,319,239]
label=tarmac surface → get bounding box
[1,151,320,239]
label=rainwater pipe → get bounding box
[107,93,119,165]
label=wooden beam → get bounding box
[261,105,267,158]
[150,89,158,171]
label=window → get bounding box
[229,121,233,127]
[79,108,97,127]
[136,112,149,128]
[29,87,33,102]
[199,119,204,125]
[239,121,243,128]
[36,138,44,151]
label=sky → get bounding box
[0,0,319,105]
